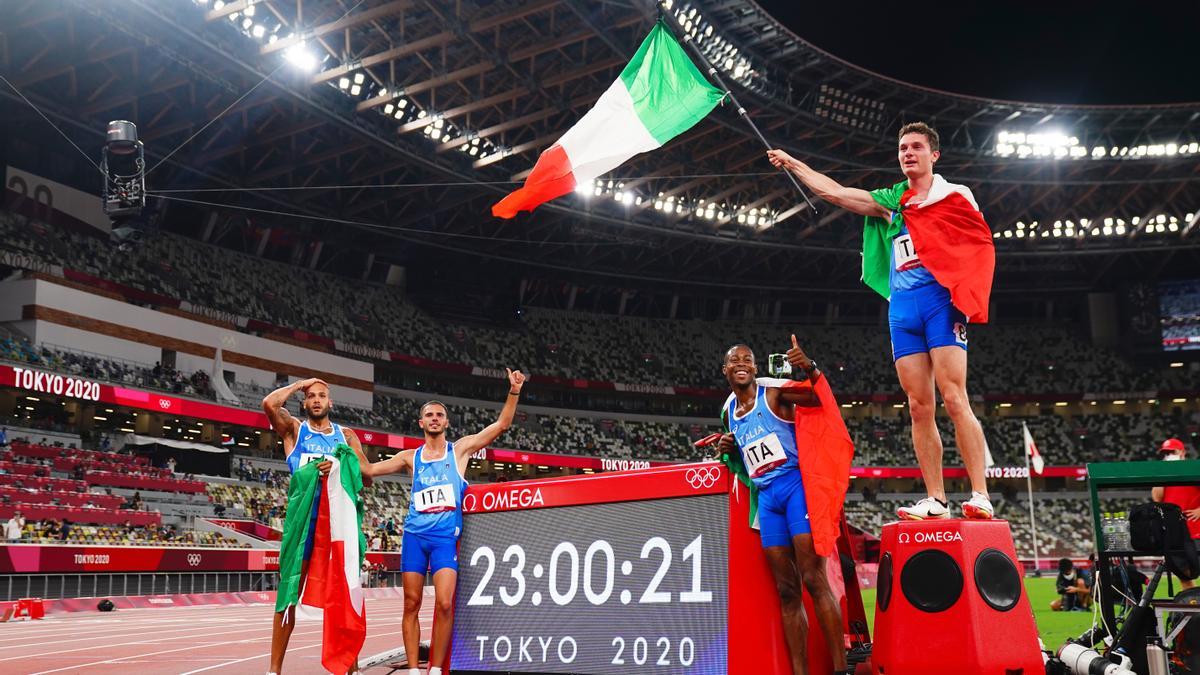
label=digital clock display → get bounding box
[450,494,729,674]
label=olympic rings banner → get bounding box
[0,544,403,573]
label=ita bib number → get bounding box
[893,233,922,272]
[742,432,787,478]
[414,484,457,513]
[298,452,327,467]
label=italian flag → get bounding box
[864,174,996,323]
[492,21,724,218]
[276,445,367,675]
[1023,422,1045,475]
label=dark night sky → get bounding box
[754,1,1200,105]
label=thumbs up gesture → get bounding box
[786,334,814,374]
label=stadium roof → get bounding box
[2,0,1198,294]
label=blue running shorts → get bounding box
[756,468,812,548]
[888,282,968,361]
[401,530,459,574]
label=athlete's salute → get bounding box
[361,368,527,675]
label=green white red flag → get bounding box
[492,21,724,218]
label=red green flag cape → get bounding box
[720,375,854,557]
[275,444,367,675]
[492,21,723,218]
[864,175,995,323]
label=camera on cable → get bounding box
[100,120,147,250]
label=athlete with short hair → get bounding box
[768,121,996,521]
[361,368,526,675]
[263,377,371,675]
[716,338,847,675]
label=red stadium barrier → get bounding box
[84,470,206,494]
[0,503,160,527]
[206,517,283,541]
[0,586,405,617]
[0,543,399,573]
[0,486,125,508]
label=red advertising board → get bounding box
[0,544,402,573]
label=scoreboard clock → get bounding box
[449,463,860,674]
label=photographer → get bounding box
[1050,558,1092,612]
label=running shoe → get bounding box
[961,491,994,519]
[896,496,950,520]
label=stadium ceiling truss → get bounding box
[2,0,1199,292]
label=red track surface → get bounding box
[0,595,431,674]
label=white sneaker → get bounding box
[961,492,994,519]
[896,496,950,521]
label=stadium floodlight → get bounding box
[353,72,365,85]
[251,24,265,38]
[244,3,255,16]
[383,103,395,114]
[338,77,350,90]
[284,43,318,71]
[350,84,362,96]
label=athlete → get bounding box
[768,121,995,521]
[262,377,371,675]
[716,338,846,675]
[361,368,526,675]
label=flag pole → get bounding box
[655,2,818,215]
[1024,424,1041,573]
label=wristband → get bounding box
[509,389,521,396]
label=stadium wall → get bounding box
[2,278,374,407]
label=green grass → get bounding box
[858,576,1175,649]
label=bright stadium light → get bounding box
[284,44,318,71]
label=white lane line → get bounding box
[177,629,405,674]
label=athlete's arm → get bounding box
[776,335,822,408]
[363,449,414,478]
[767,149,890,219]
[454,368,527,460]
[341,428,374,487]
[262,378,324,455]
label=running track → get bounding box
[0,596,430,674]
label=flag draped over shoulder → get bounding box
[491,21,724,218]
[863,174,996,323]
[720,375,854,557]
[275,444,367,675]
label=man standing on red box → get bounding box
[717,338,851,675]
[768,121,995,521]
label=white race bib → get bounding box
[298,452,327,467]
[413,484,457,513]
[893,233,922,272]
[742,432,787,478]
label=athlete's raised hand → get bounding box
[786,334,814,372]
[767,149,796,171]
[297,377,328,392]
[506,368,526,395]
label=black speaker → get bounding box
[974,547,1021,611]
[97,599,115,612]
[900,549,963,613]
[877,552,894,611]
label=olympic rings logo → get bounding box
[186,554,202,567]
[158,399,173,409]
[685,466,720,490]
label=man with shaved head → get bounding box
[262,376,371,674]
[717,339,847,675]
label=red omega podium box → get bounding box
[447,462,868,674]
[872,519,1043,675]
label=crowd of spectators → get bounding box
[3,210,1196,397]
